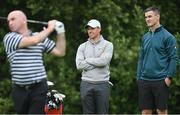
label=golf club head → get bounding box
[47,81,54,86]
[52,90,66,99]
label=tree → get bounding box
[0,0,180,113]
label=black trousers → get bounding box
[80,81,110,114]
[138,79,169,110]
[11,79,48,114]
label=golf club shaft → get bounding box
[0,16,48,25]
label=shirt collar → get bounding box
[88,35,104,44]
[149,25,163,33]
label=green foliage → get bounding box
[169,33,180,113]
[0,0,180,114]
[0,80,14,113]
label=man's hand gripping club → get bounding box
[49,20,66,56]
[55,21,65,34]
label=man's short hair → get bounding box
[144,6,160,15]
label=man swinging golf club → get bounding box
[3,10,66,114]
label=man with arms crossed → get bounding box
[76,19,113,114]
[3,10,66,114]
[137,6,178,114]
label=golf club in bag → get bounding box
[44,81,66,114]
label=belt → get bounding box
[82,80,108,84]
[13,78,46,90]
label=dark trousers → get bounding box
[11,80,48,114]
[80,81,110,114]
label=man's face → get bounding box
[145,11,160,27]
[7,12,25,32]
[87,26,101,39]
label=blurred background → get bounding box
[0,0,180,114]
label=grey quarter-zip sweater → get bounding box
[76,35,113,82]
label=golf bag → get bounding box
[44,81,65,114]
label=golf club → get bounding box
[0,16,48,25]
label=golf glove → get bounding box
[55,21,65,34]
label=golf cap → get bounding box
[85,19,101,28]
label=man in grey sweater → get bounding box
[76,19,113,114]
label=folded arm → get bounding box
[76,44,95,70]
[85,43,113,67]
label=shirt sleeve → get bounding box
[3,32,22,54]
[136,38,144,80]
[85,42,113,67]
[166,36,179,77]
[76,43,95,70]
[43,38,56,53]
